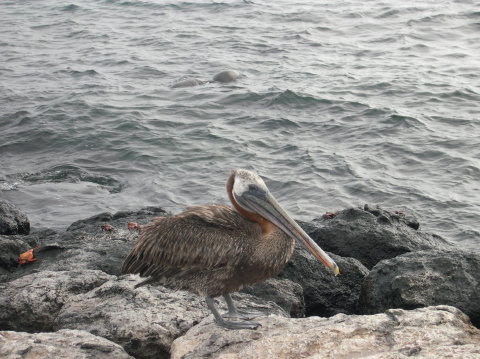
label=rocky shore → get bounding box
[1,199,479,358]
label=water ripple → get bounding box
[0,0,479,251]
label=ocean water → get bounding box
[0,0,479,251]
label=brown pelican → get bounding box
[121,169,339,329]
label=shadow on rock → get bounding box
[276,244,369,317]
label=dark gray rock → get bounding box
[0,270,113,332]
[0,207,167,283]
[0,200,30,235]
[0,230,135,283]
[0,236,35,277]
[276,244,369,317]
[358,249,480,327]
[66,206,167,235]
[308,205,454,269]
[241,278,305,318]
[0,329,134,359]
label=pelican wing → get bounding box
[121,205,257,282]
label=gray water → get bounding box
[1,0,479,251]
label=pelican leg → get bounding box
[205,297,260,330]
[222,293,264,320]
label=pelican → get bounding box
[121,169,339,329]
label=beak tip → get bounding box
[333,264,340,276]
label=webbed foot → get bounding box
[215,318,261,330]
[222,309,264,321]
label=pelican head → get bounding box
[228,169,339,276]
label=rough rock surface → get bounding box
[0,270,113,332]
[0,235,38,277]
[309,205,454,269]
[53,275,285,359]
[0,269,285,359]
[0,329,133,359]
[2,205,476,359]
[0,200,30,235]
[171,306,480,359]
[359,249,480,327]
[241,278,305,318]
[65,206,167,234]
[0,207,166,283]
[276,244,369,317]
[54,275,286,359]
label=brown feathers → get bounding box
[121,205,294,297]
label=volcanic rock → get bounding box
[358,249,480,327]
[54,275,285,359]
[171,306,480,359]
[0,329,133,359]
[66,206,167,235]
[0,270,113,332]
[0,269,285,359]
[241,278,305,318]
[0,207,167,283]
[0,200,30,235]
[308,205,454,269]
[276,245,369,317]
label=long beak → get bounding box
[236,190,340,276]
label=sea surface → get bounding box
[1,0,479,251]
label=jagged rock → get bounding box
[66,206,167,235]
[54,275,286,359]
[0,268,285,359]
[0,270,113,332]
[358,249,480,327]
[0,329,133,359]
[0,231,133,283]
[241,278,305,318]
[309,205,454,269]
[0,207,167,283]
[0,200,30,235]
[276,245,369,317]
[171,306,480,359]
[0,236,35,277]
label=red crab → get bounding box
[101,223,116,232]
[128,222,143,232]
[18,246,39,265]
[322,211,337,219]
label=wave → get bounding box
[219,90,333,109]
[60,4,81,12]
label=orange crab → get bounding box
[17,246,39,265]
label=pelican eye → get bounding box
[247,184,267,198]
